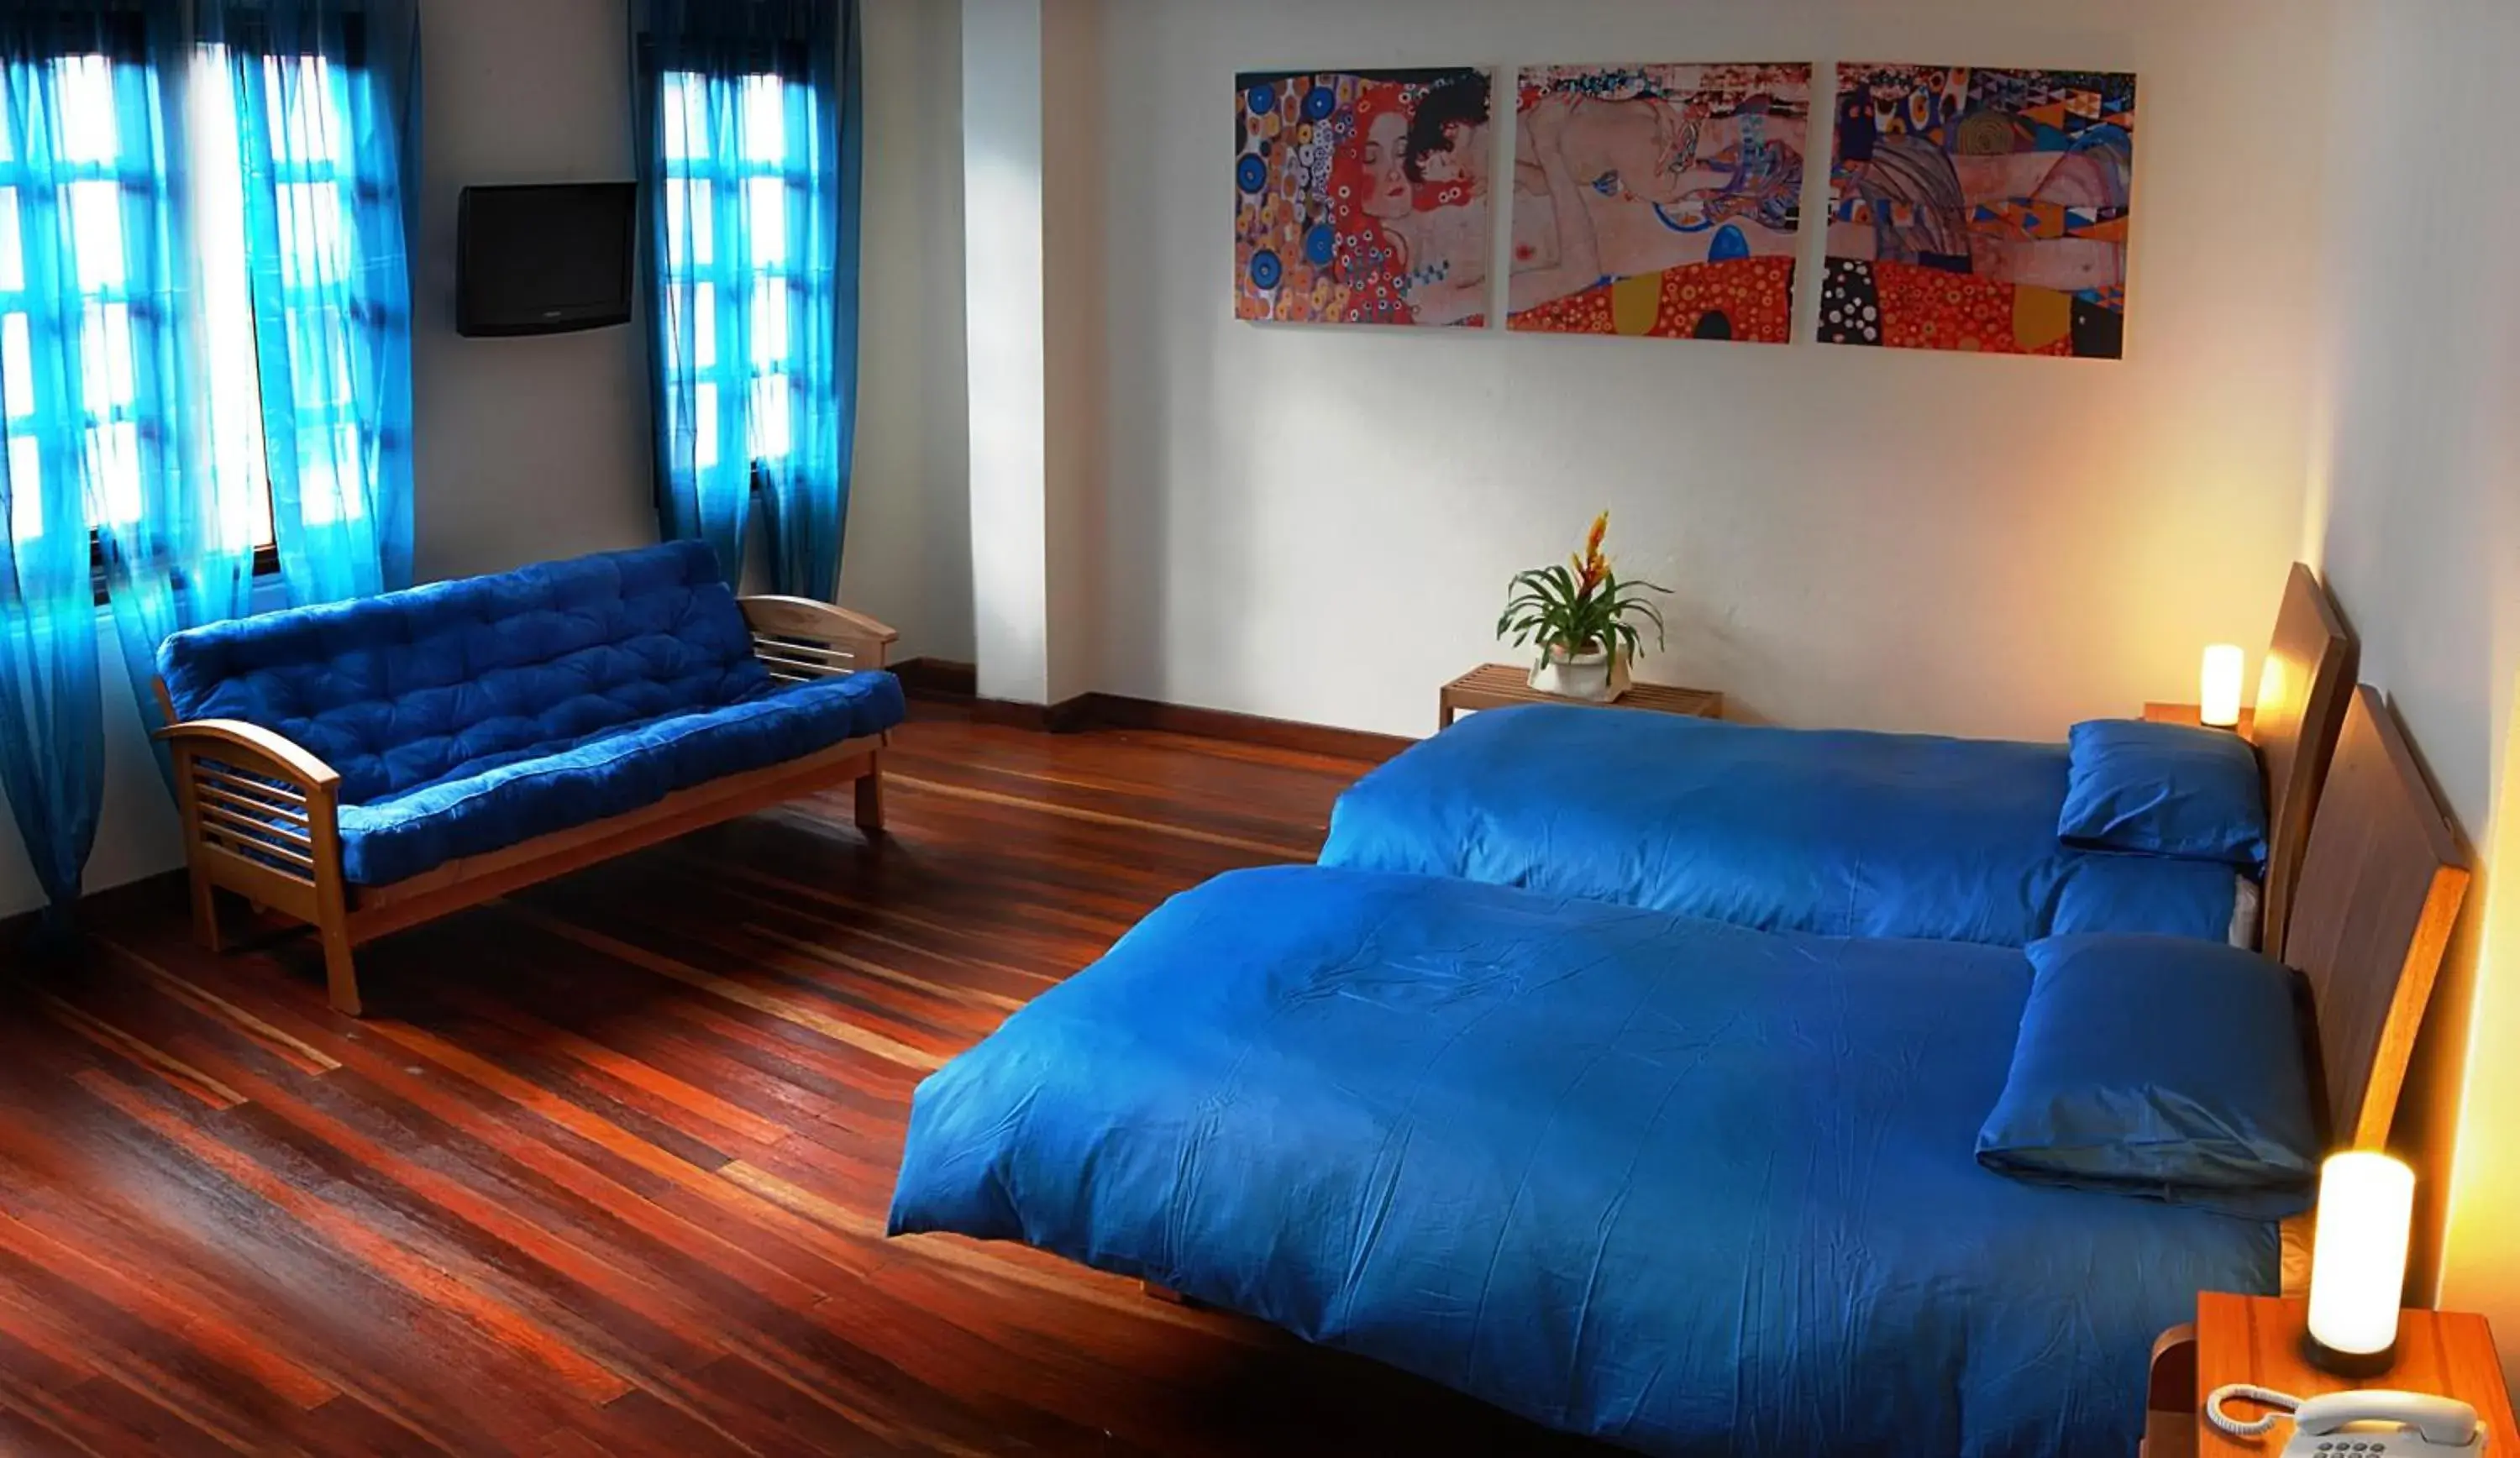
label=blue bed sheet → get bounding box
[1320,705,2244,947]
[890,867,2276,1457]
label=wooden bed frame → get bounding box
[2143,684,2471,1445]
[2253,564,2361,962]
[154,596,899,1018]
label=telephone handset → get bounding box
[2207,1382,2487,1455]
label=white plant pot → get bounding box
[1527,647,1632,703]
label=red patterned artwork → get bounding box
[1508,64,1810,344]
[1233,68,1494,328]
[1823,65,2137,359]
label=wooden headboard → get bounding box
[2287,686,2470,1149]
[2273,686,2467,1294]
[2255,564,2360,962]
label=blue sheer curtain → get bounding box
[93,13,257,774]
[633,0,861,600]
[0,1,418,923]
[204,0,418,606]
[0,19,113,923]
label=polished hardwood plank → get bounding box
[2,705,1609,1455]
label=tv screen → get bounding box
[457,183,638,337]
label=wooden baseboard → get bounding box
[890,658,1413,763]
[2,869,190,958]
[1074,694,1411,763]
[968,695,1097,733]
[892,657,978,699]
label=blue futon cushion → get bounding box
[335,672,901,885]
[2058,719,2267,867]
[158,541,906,886]
[1977,934,2319,1216]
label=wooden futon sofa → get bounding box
[152,542,903,1016]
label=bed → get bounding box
[1321,565,2357,957]
[889,688,2465,1456]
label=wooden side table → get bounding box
[1438,663,1723,731]
[2145,701,2258,739]
[2144,1293,2516,1457]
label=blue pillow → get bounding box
[2058,719,2267,867]
[1977,934,2319,1217]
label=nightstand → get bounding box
[2145,701,2258,738]
[1438,663,1723,731]
[2144,1293,2517,1457]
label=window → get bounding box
[0,44,368,563]
[657,70,804,475]
[0,53,157,548]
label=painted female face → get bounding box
[1361,111,1413,219]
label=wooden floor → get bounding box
[0,705,1612,1456]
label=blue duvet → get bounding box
[890,868,2275,1456]
[1321,705,2244,947]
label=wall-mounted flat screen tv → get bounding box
[456,182,638,337]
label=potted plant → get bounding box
[1497,512,1670,703]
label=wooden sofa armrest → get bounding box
[738,596,899,679]
[154,708,364,1011]
[155,717,344,890]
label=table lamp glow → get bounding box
[2200,645,2247,730]
[2305,1151,2415,1376]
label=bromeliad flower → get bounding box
[1502,513,1669,669]
[1576,511,1610,593]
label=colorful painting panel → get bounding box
[1823,65,2137,358]
[1233,68,1495,328]
[1508,64,1811,344]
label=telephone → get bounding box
[2207,1383,2488,1455]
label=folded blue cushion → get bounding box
[1977,934,2319,1217]
[2058,719,2267,867]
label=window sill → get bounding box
[88,540,281,609]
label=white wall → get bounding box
[963,0,1055,705]
[2311,0,2520,1389]
[852,0,976,666]
[1042,0,1109,704]
[412,0,657,584]
[1095,0,2332,740]
[0,0,974,921]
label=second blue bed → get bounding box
[1320,705,2255,947]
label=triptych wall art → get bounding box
[1232,60,2137,359]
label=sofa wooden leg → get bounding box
[187,870,223,955]
[320,928,364,1018]
[854,758,885,834]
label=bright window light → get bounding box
[659,70,803,472]
[2,314,32,419]
[80,302,134,410]
[0,191,21,292]
[741,74,785,163]
[0,45,362,553]
[265,55,341,166]
[89,420,140,529]
[745,176,786,266]
[191,45,272,554]
[664,178,713,266]
[750,278,789,365]
[55,56,117,165]
[691,380,719,470]
[750,373,791,460]
[66,180,123,287]
[7,435,38,542]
